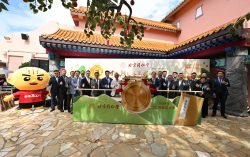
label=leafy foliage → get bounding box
[0,0,9,12]
[19,61,31,69]
[0,0,144,48]
[84,0,144,48]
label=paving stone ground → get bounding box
[0,108,250,157]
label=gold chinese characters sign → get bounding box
[174,93,204,126]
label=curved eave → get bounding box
[166,34,243,58]
[39,37,170,59]
[70,12,181,33]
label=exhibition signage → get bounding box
[65,58,210,78]
[73,93,204,126]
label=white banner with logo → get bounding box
[65,58,210,78]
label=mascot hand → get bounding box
[3,95,14,102]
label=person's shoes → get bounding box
[222,115,227,119]
[60,109,64,112]
[212,113,216,117]
[202,116,206,118]
[16,106,21,110]
[50,109,55,112]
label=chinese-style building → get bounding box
[40,0,250,116]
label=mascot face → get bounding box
[8,67,50,90]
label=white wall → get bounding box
[0,21,67,71]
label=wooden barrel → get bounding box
[121,81,151,113]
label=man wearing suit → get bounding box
[58,69,68,112]
[157,71,163,80]
[212,71,230,118]
[196,77,212,118]
[175,73,189,96]
[166,75,176,99]
[162,71,167,81]
[189,72,198,91]
[101,70,113,96]
[66,71,77,113]
[159,71,167,97]
[49,70,59,112]
[187,72,199,95]
[74,70,81,97]
[148,71,160,96]
[172,72,178,81]
[159,73,167,97]
[80,70,92,96]
[91,71,103,97]
[80,70,85,79]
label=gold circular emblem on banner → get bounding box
[122,81,151,113]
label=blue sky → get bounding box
[0,0,183,38]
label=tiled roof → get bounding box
[40,19,236,53]
[40,29,174,53]
[168,19,235,51]
[71,7,180,32]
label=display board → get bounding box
[73,94,203,125]
[65,59,210,78]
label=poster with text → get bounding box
[65,58,210,78]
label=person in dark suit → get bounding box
[196,77,212,118]
[158,71,168,97]
[49,70,59,112]
[91,71,103,97]
[157,71,163,80]
[172,72,178,81]
[190,72,199,91]
[159,74,167,97]
[175,73,189,96]
[80,70,92,96]
[101,70,113,96]
[212,71,230,118]
[58,69,68,112]
[80,70,85,79]
[148,71,160,96]
[74,70,81,97]
[166,75,176,99]
[66,71,77,113]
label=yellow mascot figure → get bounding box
[3,67,50,109]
